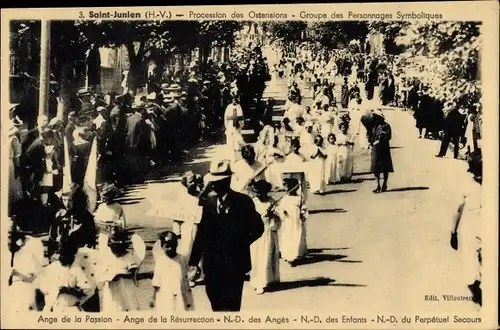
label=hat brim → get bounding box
[204,173,232,182]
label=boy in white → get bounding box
[151,231,195,312]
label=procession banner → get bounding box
[0,2,498,330]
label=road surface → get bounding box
[120,77,480,315]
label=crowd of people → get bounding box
[7,40,483,314]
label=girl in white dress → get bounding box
[264,135,286,191]
[325,133,338,184]
[250,180,281,294]
[94,183,126,249]
[8,225,45,313]
[151,231,195,311]
[335,123,355,182]
[231,145,265,194]
[98,228,146,312]
[39,240,94,312]
[308,135,328,194]
[277,177,308,266]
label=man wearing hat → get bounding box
[189,159,264,311]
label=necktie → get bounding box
[217,199,225,214]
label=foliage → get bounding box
[308,22,369,49]
[261,21,308,44]
[10,20,41,76]
[368,21,410,55]
[74,20,243,89]
[397,21,481,114]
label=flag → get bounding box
[83,138,98,213]
[61,137,72,195]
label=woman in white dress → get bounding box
[8,224,45,313]
[450,170,482,306]
[308,135,328,194]
[151,231,195,311]
[250,180,281,294]
[277,177,308,266]
[325,133,338,184]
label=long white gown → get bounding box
[308,146,327,193]
[98,234,145,312]
[277,195,307,262]
[152,254,195,312]
[8,236,45,314]
[250,198,281,290]
[335,132,354,182]
[231,159,265,194]
[39,259,94,312]
[456,178,482,284]
[325,144,338,184]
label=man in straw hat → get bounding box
[370,109,394,193]
[189,159,264,311]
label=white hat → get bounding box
[147,92,157,100]
[204,159,233,182]
[96,106,107,112]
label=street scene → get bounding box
[5,19,483,316]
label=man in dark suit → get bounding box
[436,107,467,159]
[189,160,264,312]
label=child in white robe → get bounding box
[308,135,328,194]
[264,135,286,190]
[151,231,195,311]
[231,145,265,194]
[94,183,126,250]
[277,177,308,266]
[98,229,145,312]
[250,180,281,294]
[335,123,355,182]
[39,240,94,312]
[8,226,45,313]
[325,133,338,184]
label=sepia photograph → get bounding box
[1,3,498,329]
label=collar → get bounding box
[218,193,228,202]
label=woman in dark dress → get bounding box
[370,110,394,193]
[71,129,92,187]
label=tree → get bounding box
[398,21,481,114]
[76,21,176,92]
[308,21,369,50]
[261,21,307,44]
[196,21,243,64]
[10,21,42,77]
[368,21,410,55]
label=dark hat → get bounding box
[108,228,131,245]
[101,183,119,198]
[252,180,272,194]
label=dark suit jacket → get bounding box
[24,137,46,182]
[189,190,264,277]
